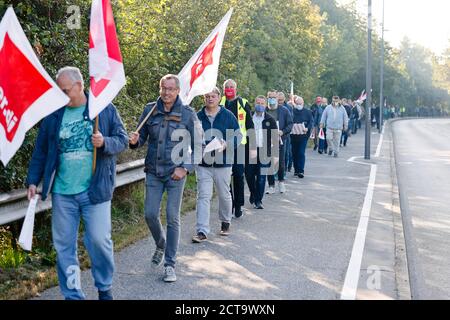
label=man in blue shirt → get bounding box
[26,66,128,300]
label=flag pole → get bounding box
[92,116,99,174]
[135,104,157,133]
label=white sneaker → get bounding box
[163,266,177,282]
[279,182,286,193]
[266,186,275,194]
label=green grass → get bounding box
[0,175,197,300]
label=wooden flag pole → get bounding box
[92,116,99,174]
[135,104,157,133]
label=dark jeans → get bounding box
[284,135,293,174]
[230,163,245,209]
[340,129,349,146]
[318,128,328,152]
[291,135,309,174]
[267,142,285,185]
[245,153,269,204]
[351,119,358,134]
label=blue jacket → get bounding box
[292,108,314,137]
[130,96,203,177]
[277,105,293,141]
[26,100,128,203]
[197,106,241,168]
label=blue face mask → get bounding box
[255,104,266,113]
[267,98,277,107]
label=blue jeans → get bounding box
[284,135,293,175]
[145,173,186,268]
[291,135,309,174]
[52,191,113,300]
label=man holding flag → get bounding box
[26,0,128,300]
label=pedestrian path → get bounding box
[36,127,403,300]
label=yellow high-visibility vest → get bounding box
[220,96,248,144]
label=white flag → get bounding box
[0,7,69,166]
[88,0,126,120]
[178,9,233,105]
[18,195,39,251]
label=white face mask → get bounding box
[295,104,304,110]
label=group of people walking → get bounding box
[25,66,363,299]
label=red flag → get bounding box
[0,8,69,166]
[89,0,126,119]
[178,9,233,105]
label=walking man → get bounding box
[26,66,128,300]
[129,74,203,282]
[320,96,348,158]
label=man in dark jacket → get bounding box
[290,96,313,178]
[192,87,240,243]
[26,66,128,300]
[265,90,293,194]
[245,95,278,209]
[220,79,255,218]
[129,74,203,283]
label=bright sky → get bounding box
[336,0,450,55]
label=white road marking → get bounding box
[341,131,383,300]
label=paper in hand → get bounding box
[203,137,224,155]
[18,195,39,251]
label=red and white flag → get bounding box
[89,0,126,120]
[178,8,233,105]
[357,89,367,103]
[0,7,69,166]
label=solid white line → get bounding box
[374,132,384,158]
[341,161,378,300]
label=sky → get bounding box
[336,0,450,56]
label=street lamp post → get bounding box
[379,0,385,134]
[365,0,372,159]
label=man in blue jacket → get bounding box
[265,90,293,194]
[192,87,241,243]
[129,74,203,283]
[26,66,128,300]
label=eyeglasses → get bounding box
[61,83,75,95]
[160,86,178,93]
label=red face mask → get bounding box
[224,88,236,99]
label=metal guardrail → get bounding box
[0,159,145,225]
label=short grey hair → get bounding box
[56,66,84,87]
[208,86,221,96]
[223,79,237,89]
[160,74,180,89]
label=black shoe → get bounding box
[298,173,304,178]
[294,172,299,176]
[99,289,113,300]
[328,150,333,156]
[192,232,207,243]
[313,145,318,151]
[234,207,242,218]
[249,195,254,205]
[318,150,323,154]
[220,222,230,236]
[254,202,264,209]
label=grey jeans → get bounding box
[144,173,186,268]
[195,166,233,235]
[326,128,342,155]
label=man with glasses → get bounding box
[26,66,128,300]
[129,74,203,283]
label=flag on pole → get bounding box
[290,81,294,96]
[178,9,233,105]
[0,7,69,166]
[357,89,367,103]
[89,0,126,120]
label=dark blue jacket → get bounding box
[277,105,293,141]
[26,100,128,203]
[292,107,314,138]
[130,96,203,177]
[197,106,241,168]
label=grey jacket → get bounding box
[320,104,349,130]
[130,96,203,177]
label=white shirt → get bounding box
[253,113,264,148]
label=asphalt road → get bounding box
[36,124,405,300]
[392,118,450,299]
